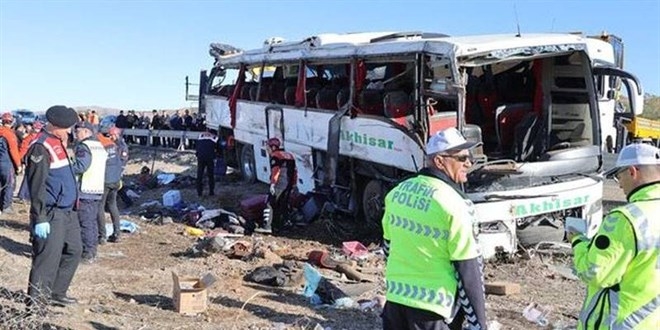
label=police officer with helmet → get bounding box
[572,143,660,329]
[381,127,488,330]
[25,105,83,308]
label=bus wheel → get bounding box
[361,179,385,229]
[239,144,256,183]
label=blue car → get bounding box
[12,109,38,125]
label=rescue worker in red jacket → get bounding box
[0,112,21,214]
[255,137,297,234]
[20,120,44,160]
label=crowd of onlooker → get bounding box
[113,108,207,149]
[7,108,208,153]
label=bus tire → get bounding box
[239,144,257,183]
[516,218,565,247]
[360,179,386,230]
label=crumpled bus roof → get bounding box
[211,32,588,66]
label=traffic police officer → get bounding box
[255,137,297,234]
[25,105,82,307]
[71,121,107,262]
[381,127,488,330]
[572,143,660,329]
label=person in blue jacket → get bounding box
[25,105,82,309]
[71,122,107,263]
[97,126,129,243]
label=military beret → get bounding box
[46,105,79,129]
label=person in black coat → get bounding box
[195,129,220,196]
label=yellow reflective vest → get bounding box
[382,174,480,319]
[573,182,660,330]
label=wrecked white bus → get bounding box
[197,31,643,258]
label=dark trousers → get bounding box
[97,182,120,240]
[264,187,292,230]
[78,199,100,258]
[196,158,215,196]
[0,163,14,211]
[28,209,82,303]
[152,134,160,147]
[382,301,451,330]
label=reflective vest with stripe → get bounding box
[382,174,480,318]
[79,139,107,196]
[579,182,660,330]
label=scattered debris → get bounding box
[104,220,139,237]
[523,302,552,327]
[157,173,176,185]
[163,189,182,207]
[342,241,369,259]
[485,281,521,296]
[302,263,355,308]
[184,226,205,237]
[245,266,288,287]
[544,263,579,281]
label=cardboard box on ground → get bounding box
[172,272,217,315]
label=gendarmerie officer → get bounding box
[25,105,82,308]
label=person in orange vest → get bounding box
[87,110,100,126]
[254,137,297,234]
[19,120,44,160]
[0,112,21,214]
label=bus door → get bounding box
[258,105,285,183]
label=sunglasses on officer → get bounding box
[612,167,628,184]
[438,153,473,163]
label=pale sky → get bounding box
[1,0,659,112]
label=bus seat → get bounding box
[463,124,486,164]
[240,84,253,100]
[316,87,339,110]
[218,84,234,97]
[336,88,350,109]
[358,89,384,115]
[514,113,544,162]
[284,86,296,106]
[495,103,532,153]
[306,88,318,108]
[384,91,413,118]
[270,81,286,104]
[250,83,271,102]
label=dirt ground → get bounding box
[0,146,627,330]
